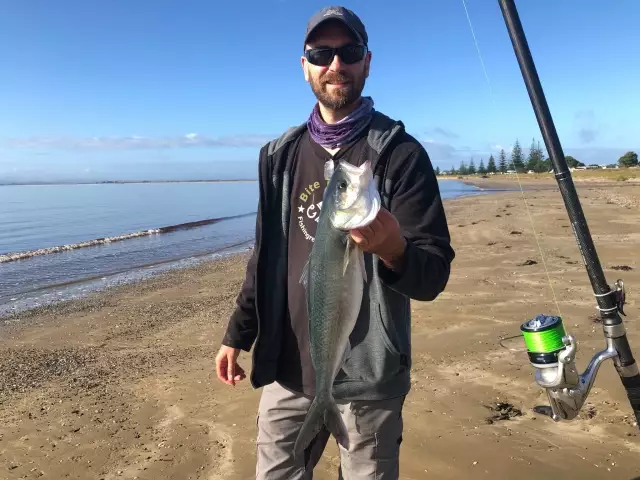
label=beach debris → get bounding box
[487,241,497,246]
[532,405,554,417]
[509,230,523,235]
[484,402,523,424]
[579,405,597,420]
[518,259,538,266]
[611,265,633,271]
[293,160,381,459]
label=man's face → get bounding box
[302,21,371,111]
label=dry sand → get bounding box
[2,178,640,479]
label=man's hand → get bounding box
[350,208,407,270]
[215,345,246,386]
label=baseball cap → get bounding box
[303,6,368,50]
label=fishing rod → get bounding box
[497,0,640,427]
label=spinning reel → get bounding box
[521,281,627,421]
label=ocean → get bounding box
[0,179,483,316]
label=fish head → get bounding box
[327,160,381,230]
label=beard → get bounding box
[309,70,366,111]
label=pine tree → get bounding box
[511,140,525,172]
[526,138,545,172]
[499,149,507,173]
[459,160,467,175]
[487,154,497,173]
[468,158,476,175]
[478,158,486,174]
[435,166,441,176]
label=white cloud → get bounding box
[1,133,276,151]
[490,144,512,153]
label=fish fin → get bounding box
[359,250,367,283]
[300,259,310,287]
[324,401,350,451]
[293,398,326,461]
[340,340,352,367]
[343,237,352,277]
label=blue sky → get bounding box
[1,0,638,182]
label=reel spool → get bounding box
[521,314,566,366]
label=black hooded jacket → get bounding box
[222,111,455,400]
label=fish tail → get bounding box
[293,397,349,460]
[293,397,325,461]
[324,399,349,450]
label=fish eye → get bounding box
[337,180,347,190]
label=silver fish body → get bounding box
[293,159,381,459]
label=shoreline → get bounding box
[0,213,256,264]
[0,241,254,320]
[2,179,640,478]
[0,181,491,319]
[0,176,623,321]
[0,176,625,324]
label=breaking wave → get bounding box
[0,212,256,264]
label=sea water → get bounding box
[0,180,482,316]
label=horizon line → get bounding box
[0,179,258,187]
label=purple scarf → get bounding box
[307,96,375,148]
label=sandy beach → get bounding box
[2,178,640,479]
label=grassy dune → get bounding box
[439,168,640,183]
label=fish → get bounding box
[293,159,382,460]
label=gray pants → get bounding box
[255,381,405,479]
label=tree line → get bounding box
[434,138,639,176]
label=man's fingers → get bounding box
[227,354,235,383]
[215,347,244,386]
[351,229,369,246]
[216,356,230,384]
[371,217,385,233]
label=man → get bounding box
[215,5,455,479]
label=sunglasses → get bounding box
[304,44,367,66]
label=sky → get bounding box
[1,0,638,182]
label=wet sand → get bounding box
[2,178,640,479]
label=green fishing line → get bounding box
[521,315,566,353]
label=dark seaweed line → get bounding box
[0,212,256,264]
